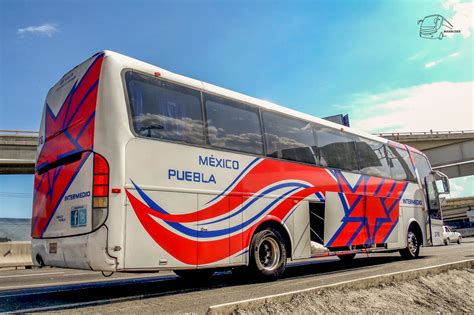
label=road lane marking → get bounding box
[0,275,177,296]
[0,271,65,279]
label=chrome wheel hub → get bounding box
[407,231,418,255]
[256,237,280,271]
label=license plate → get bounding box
[49,242,57,254]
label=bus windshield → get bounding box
[421,16,441,28]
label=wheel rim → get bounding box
[407,231,418,255]
[255,236,281,271]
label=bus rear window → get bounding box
[125,71,205,145]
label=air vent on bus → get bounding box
[92,153,109,230]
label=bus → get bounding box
[31,51,450,279]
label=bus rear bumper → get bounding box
[31,226,117,272]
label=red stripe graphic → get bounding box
[127,159,409,265]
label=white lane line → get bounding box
[0,274,174,294]
[0,271,66,279]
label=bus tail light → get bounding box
[92,153,109,230]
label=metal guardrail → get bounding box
[378,130,474,137]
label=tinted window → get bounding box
[314,126,359,171]
[414,153,431,181]
[125,72,204,144]
[387,147,417,181]
[394,147,416,181]
[355,138,391,178]
[204,95,263,155]
[262,111,317,164]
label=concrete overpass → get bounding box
[1,129,474,177]
[379,130,474,178]
[0,130,37,174]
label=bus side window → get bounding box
[262,111,317,165]
[414,153,431,182]
[393,147,416,182]
[386,147,408,181]
[204,94,264,155]
[355,138,391,179]
[125,71,205,145]
[313,126,359,172]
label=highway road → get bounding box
[1,240,473,313]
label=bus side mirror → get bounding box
[440,176,450,194]
[418,20,423,25]
[432,170,450,195]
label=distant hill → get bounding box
[0,218,31,241]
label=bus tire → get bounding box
[399,228,420,259]
[174,269,215,282]
[249,228,287,280]
[337,253,356,261]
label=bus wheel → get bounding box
[337,253,356,261]
[399,229,420,259]
[174,269,215,282]
[249,228,287,280]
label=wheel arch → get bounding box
[405,219,423,247]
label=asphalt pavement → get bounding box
[0,239,472,313]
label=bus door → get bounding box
[424,171,450,246]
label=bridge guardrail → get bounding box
[378,130,474,138]
[0,130,39,137]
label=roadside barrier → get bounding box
[207,259,474,314]
[0,241,33,269]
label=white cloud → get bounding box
[345,81,474,133]
[442,0,473,38]
[17,23,58,37]
[408,51,429,61]
[424,51,460,68]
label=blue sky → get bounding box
[0,0,473,218]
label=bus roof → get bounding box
[100,50,415,152]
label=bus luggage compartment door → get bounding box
[324,192,367,248]
[324,192,400,249]
[124,190,198,269]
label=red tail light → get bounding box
[92,153,109,229]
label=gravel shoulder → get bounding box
[236,268,474,314]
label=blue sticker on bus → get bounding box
[71,206,87,227]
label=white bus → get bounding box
[32,51,450,279]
